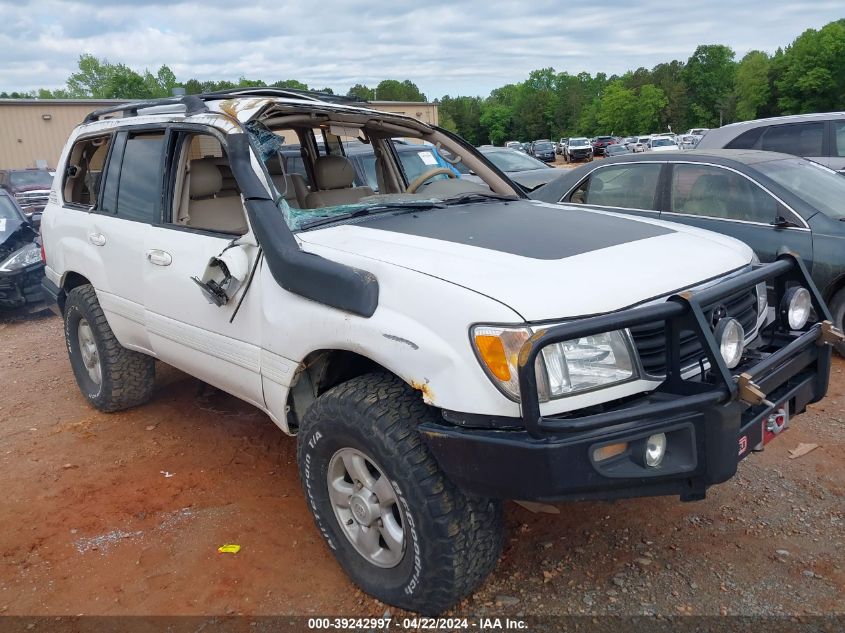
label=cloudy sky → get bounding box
[0,0,842,98]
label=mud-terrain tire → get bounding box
[828,288,845,356]
[297,372,504,615]
[64,284,155,412]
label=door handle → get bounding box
[88,232,106,246]
[146,249,173,266]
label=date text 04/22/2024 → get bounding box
[307,617,528,630]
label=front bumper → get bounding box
[421,254,837,502]
[0,263,46,309]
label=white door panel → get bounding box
[143,226,264,406]
[87,214,153,351]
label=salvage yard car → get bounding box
[0,168,54,217]
[41,89,840,615]
[531,149,845,353]
[0,189,45,311]
[565,137,593,162]
[696,112,844,173]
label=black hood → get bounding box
[354,198,674,260]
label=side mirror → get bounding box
[770,215,799,229]
[29,212,42,230]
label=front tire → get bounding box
[297,373,504,614]
[64,284,156,412]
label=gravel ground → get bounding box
[0,311,842,620]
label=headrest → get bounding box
[691,174,730,194]
[189,160,222,198]
[313,155,356,190]
[266,157,286,176]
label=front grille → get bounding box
[630,286,759,376]
[14,190,50,209]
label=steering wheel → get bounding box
[405,167,457,193]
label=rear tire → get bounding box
[828,288,845,356]
[64,284,156,412]
[297,372,504,615]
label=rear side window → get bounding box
[100,132,166,223]
[62,134,112,208]
[759,122,824,156]
[834,121,845,157]
[569,164,661,210]
[668,164,777,223]
[725,127,764,150]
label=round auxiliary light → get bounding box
[715,317,744,369]
[781,287,811,330]
[644,433,667,468]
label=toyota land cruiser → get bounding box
[40,89,840,614]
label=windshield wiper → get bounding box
[298,201,444,230]
[441,192,520,206]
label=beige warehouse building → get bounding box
[0,98,439,170]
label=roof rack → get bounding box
[199,87,365,105]
[83,95,208,123]
[82,88,366,124]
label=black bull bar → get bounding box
[516,252,841,440]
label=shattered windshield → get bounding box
[247,118,516,232]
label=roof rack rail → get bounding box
[83,95,207,123]
[199,87,366,105]
[82,88,366,125]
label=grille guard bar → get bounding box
[516,251,836,439]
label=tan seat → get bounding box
[266,160,309,208]
[305,155,373,208]
[186,160,248,234]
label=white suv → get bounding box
[41,89,836,614]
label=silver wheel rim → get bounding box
[77,318,102,386]
[327,447,406,568]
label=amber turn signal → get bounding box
[474,334,511,381]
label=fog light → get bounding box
[714,317,744,369]
[781,287,811,330]
[645,433,666,467]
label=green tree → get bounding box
[183,78,205,95]
[597,81,637,134]
[271,79,309,90]
[734,50,770,121]
[375,79,426,101]
[347,84,375,101]
[438,95,483,144]
[479,102,511,145]
[683,44,737,126]
[773,19,845,113]
[66,54,113,97]
[635,84,668,133]
[650,60,688,132]
[237,77,267,88]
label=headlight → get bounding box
[0,243,41,272]
[471,325,637,401]
[750,254,768,317]
[781,287,811,330]
[756,281,768,315]
[714,317,744,369]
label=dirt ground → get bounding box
[0,311,843,618]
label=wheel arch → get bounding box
[56,270,92,314]
[821,273,845,304]
[285,348,434,432]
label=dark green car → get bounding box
[531,149,845,352]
